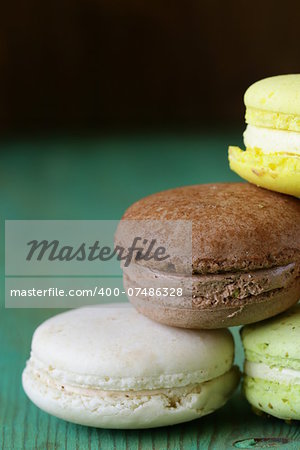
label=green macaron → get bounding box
[241,303,300,421]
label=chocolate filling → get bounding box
[123,262,299,308]
[192,263,297,302]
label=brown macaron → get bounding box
[116,183,300,329]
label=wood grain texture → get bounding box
[1,138,300,449]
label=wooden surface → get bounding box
[1,134,300,449]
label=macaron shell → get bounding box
[228,146,300,197]
[244,74,300,117]
[119,183,300,273]
[243,375,300,421]
[245,108,300,132]
[244,125,300,155]
[241,304,300,368]
[22,365,240,429]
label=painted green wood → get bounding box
[1,134,300,449]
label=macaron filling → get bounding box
[25,351,233,390]
[244,124,300,155]
[244,361,300,385]
[124,261,298,308]
[24,356,239,399]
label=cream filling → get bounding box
[26,361,205,399]
[244,361,300,385]
[243,124,300,155]
[27,354,230,391]
[25,357,238,399]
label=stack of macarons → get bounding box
[227,74,300,421]
[23,75,300,428]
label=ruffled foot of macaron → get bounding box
[241,304,300,421]
[229,74,300,197]
[22,303,240,429]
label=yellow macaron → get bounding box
[229,74,300,197]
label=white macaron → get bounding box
[22,303,239,429]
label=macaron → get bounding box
[229,74,300,197]
[241,303,300,421]
[22,303,239,429]
[116,183,300,328]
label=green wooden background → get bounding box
[1,133,300,449]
